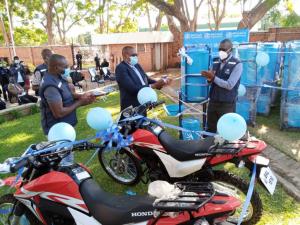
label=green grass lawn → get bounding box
[0,92,299,224]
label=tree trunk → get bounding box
[0,16,9,46]
[154,11,163,31]
[238,0,280,29]
[46,0,55,45]
[146,4,153,31]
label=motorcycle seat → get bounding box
[158,131,216,161]
[80,179,155,225]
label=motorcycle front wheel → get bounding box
[98,145,142,185]
[0,194,42,225]
[200,170,262,225]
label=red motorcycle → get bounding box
[0,139,241,225]
[98,101,277,225]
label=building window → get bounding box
[137,44,145,52]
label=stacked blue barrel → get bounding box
[236,44,258,126]
[256,42,282,116]
[281,41,300,129]
[180,45,210,139]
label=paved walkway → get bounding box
[263,145,300,201]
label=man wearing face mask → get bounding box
[9,56,26,87]
[32,49,53,96]
[39,54,96,135]
[201,39,243,133]
[116,46,170,111]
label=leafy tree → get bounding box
[14,26,48,45]
[207,0,228,30]
[238,0,280,29]
[53,0,97,44]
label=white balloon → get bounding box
[86,107,113,131]
[48,122,76,142]
[137,87,158,105]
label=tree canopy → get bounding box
[0,0,298,46]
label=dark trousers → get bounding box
[207,102,236,133]
[77,61,82,70]
[1,84,9,101]
[96,64,100,71]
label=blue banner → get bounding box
[183,29,249,51]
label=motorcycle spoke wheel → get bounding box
[99,147,141,185]
[0,194,42,225]
[200,170,262,225]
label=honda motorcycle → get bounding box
[98,101,277,225]
[0,139,241,225]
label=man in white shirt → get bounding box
[9,56,26,87]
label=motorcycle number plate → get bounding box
[259,167,277,195]
[76,171,90,180]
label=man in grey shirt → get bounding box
[201,39,243,133]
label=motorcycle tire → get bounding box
[0,194,42,225]
[98,147,142,185]
[201,170,263,225]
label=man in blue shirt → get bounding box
[201,39,243,133]
[40,54,96,135]
[116,46,170,111]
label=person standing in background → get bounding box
[9,56,26,87]
[94,53,101,71]
[76,51,83,70]
[0,59,10,102]
[32,49,53,96]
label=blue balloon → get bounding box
[137,87,158,105]
[48,122,76,142]
[87,107,113,131]
[256,52,270,67]
[238,84,246,97]
[217,113,247,141]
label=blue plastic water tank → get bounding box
[236,98,251,122]
[182,117,202,140]
[164,104,185,116]
[182,48,210,102]
[286,103,300,127]
[238,45,257,86]
[257,43,281,83]
[257,95,271,115]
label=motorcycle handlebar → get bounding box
[10,158,29,173]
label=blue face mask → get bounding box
[62,68,70,79]
[130,56,138,66]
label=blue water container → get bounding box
[281,41,300,129]
[236,98,252,123]
[286,102,300,128]
[182,117,202,140]
[164,104,185,116]
[257,94,271,115]
[182,48,210,102]
[238,45,257,86]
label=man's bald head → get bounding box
[41,49,53,65]
[48,54,68,77]
[122,46,136,63]
[219,39,233,52]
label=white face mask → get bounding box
[219,51,228,60]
